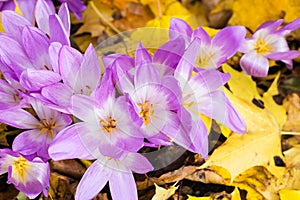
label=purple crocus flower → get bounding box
[114,43,182,144]
[49,136,153,200]
[239,18,300,77]
[0,98,72,161]
[41,43,101,113]
[174,38,246,149]
[169,18,246,69]
[50,68,144,159]
[0,0,37,24]
[0,149,50,199]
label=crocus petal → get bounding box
[189,69,230,96]
[73,44,101,94]
[75,160,111,200]
[8,158,50,199]
[1,10,31,41]
[135,42,152,66]
[20,69,61,91]
[278,17,300,35]
[191,27,211,45]
[41,82,73,107]
[174,37,201,88]
[134,62,161,89]
[58,3,70,36]
[114,64,134,94]
[266,50,300,60]
[212,26,246,60]
[58,45,83,86]
[71,94,97,123]
[169,18,192,42]
[22,26,51,69]
[16,0,37,24]
[49,123,95,160]
[64,0,86,19]
[199,90,246,133]
[0,108,39,129]
[153,37,185,76]
[35,0,55,34]
[240,53,269,77]
[48,42,62,74]
[49,14,70,46]
[257,19,283,32]
[12,129,44,156]
[0,34,33,77]
[122,153,153,174]
[94,68,114,106]
[110,171,138,200]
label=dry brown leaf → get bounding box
[283,93,300,132]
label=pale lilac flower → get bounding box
[41,43,101,113]
[0,98,71,161]
[0,149,50,199]
[50,137,153,200]
[50,69,144,158]
[112,43,205,151]
[169,18,246,69]
[239,18,300,77]
[174,38,246,156]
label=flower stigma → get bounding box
[100,116,116,134]
[254,38,273,54]
[138,100,154,126]
[38,118,57,138]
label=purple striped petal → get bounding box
[110,171,138,200]
[240,53,269,77]
[0,108,39,129]
[266,50,300,60]
[49,123,95,160]
[135,42,152,66]
[20,69,61,91]
[192,27,211,45]
[35,0,55,34]
[58,3,70,36]
[169,18,192,42]
[16,0,37,24]
[49,14,70,46]
[75,160,111,200]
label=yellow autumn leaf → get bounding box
[231,187,241,200]
[201,130,283,182]
[280,189,300,200]
[222,64,261,103]
[224,88,279,133]
[262,73,287,129]
[228,0,300,31]
[152,183,178,200]
[187,195,212,200]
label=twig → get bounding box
[89,1,126,38]
[281,131,300,135]
[156,0,162,18]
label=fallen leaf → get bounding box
[200,131,283,181]
[283,93,300,132]
[231,187,241,200]
[152,183,178,200]
[279,189,300,200]
[284,145,300,168]
[187,195,212,200]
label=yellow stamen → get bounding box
[12,157,29,183]
[138,100,154,126]
[197,51,213,68]
[100,116,116,134]
[254,38,273,54]
[38,118,56,139]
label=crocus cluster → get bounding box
[0,1,299,199]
